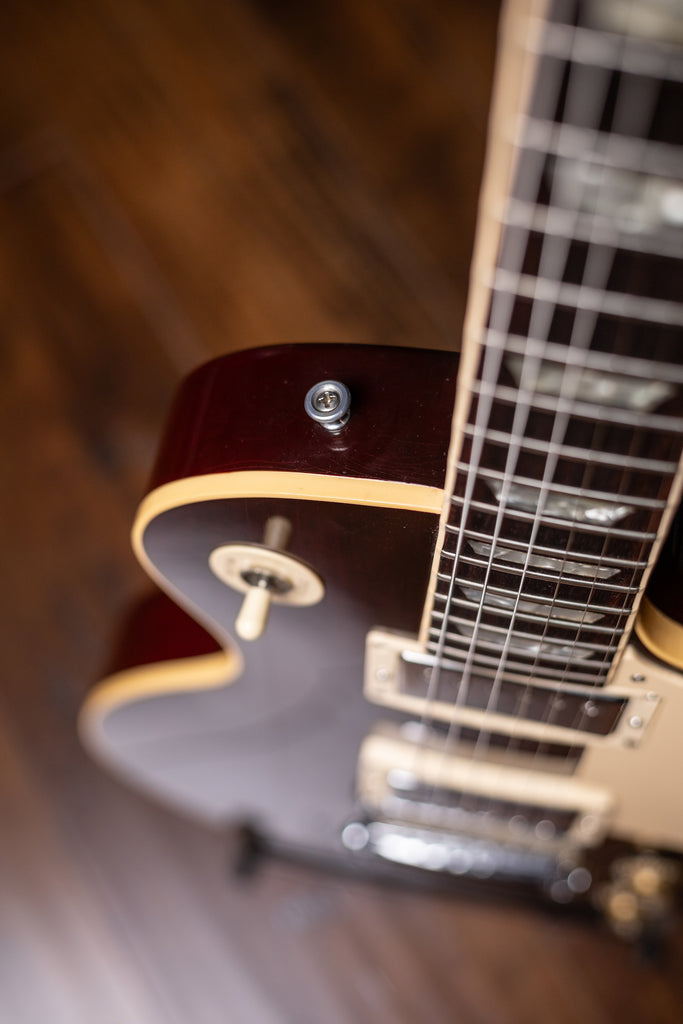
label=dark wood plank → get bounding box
[1,0,682,1021]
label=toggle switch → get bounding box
[209,516,325,642]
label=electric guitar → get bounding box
[80,0,683,937]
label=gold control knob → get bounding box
[209,516,325,642]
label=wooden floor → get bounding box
[1,1,681,1021]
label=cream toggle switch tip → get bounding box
[235,583,272,641]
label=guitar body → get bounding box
[82,344,457,861]
[82,342,683,907]
[82,0,683,931]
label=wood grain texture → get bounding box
[1,0,682,1021]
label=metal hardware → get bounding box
[341,822,370,852]
[209,516,324,642]
[240,568,292,595]
[364,630,660,749]
[547,862,593,904]
[354,820,556,882]
[304,380,351,431]
[357,724,613,853]
[596,853,680,941]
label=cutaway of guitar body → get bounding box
[80,345,457,857]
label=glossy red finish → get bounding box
[149,344,457,491]
[93,344,458,865]
[105,345,458,683]
[106,591,221,677]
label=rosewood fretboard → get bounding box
[426,0,683,709]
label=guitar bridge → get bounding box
[356,723,613,855]
[346,819,559,885]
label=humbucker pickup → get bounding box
[357,724,613,854]
[365,630,659,748]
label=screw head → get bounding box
[314,389,340,413]
[305,380,351,431]
[341,822,369,851]
[567,866,592,894]
[583,699,599,718]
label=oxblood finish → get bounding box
[108,344,456,687]
[149,343,457,489]
[106,592,221,677]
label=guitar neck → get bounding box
[422,0,683,691]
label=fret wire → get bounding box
[450,530,651,569]
[405,650,624,700]
[428,620,619,657]
[428,628,616,662]
[452,464,669,510]
[436,565,643,595]
[433,607,626,636]
[481,328,683,383]
[432,624,621,658]
[433,598,627,629]
[425,642,609,685]
[430,643,615,673]
[470,382,683,432]
[489,268,683,327]
[530,19,683,82]
[427,641,612,676]
[502,197,682,260]
[421,647,608,687]
[431,607,622,643]
[432,586,629,619]
[435,601,624,635]
[519,116,683,177]
[445,503,659,541]
[446,552,647,585]
[461,424,679,473]
[452,545,646,575]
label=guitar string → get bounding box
[466,0,677,838]
[411,6,679,831]
[490,18,670,802]
[411,0,663,842]
[409,0,582,815]
[545,10,679,704]
[465,3,680,842]
[438,8,628,820]
[533,44,672,709]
